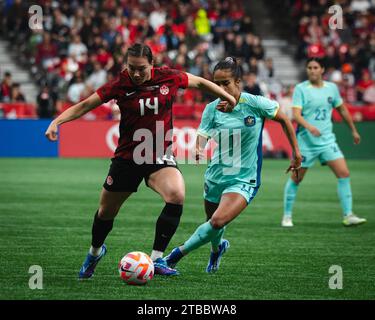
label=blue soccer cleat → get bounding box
[153,257,180,276]
[206,239,230,273]
[164,247,184,268]
[78,244,107,279]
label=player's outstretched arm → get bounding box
[45,93,103,141]
[336,104,361,144]
[186,73,236,111]
[292,107,321,137]
[273,110,302,179]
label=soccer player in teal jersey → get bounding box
[163,57,302,273]
[281,57,366,227]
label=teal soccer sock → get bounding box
[211,226,226,252]
[183,221,222,254]
[337,177,352,216]
[283,178,299,217]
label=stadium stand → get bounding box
[0,0,374,121]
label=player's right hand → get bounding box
[286,152,302,181]
[195,148,205,164]
[308,125,321,137]
[227,95,237,108]
[216,101,234,113]
[45,122,59,141]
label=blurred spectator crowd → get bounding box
[1,0,267,119]
[0,0,374,121]
[292,0,375,105]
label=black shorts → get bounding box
[103,157,180,192]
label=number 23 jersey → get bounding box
[292,80,343,149]
[96,67,188,161]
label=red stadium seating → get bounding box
[3,102,375,121]
[0,103,37,119]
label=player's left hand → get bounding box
[286,152,302,180]
[45,121,59,141]
[216,101,234,113]
[194,148,205,164]
[352,131,361,145]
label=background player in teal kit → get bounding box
[281,57,366,227]
[163,57,302,273]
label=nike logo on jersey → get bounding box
[126,91,136,96]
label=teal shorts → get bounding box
[204,179,259,204]
[301,142,344,168]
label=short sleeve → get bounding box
[197,103,215,138]
[292,85,303,109]
[332,83,344,108]
[96,76,121,103]
[248,95,279,119]
[171,70,188,89]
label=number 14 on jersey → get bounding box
[139,98,159,116]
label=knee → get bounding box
[210,216,225,229]
[338,171,350,179]
[291,175,303,185]
[164,189,185,205]
[98,205,120,220]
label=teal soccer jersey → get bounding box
[197,92,279,187]
[293,80,343,150]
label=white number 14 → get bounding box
[139,98,159,116]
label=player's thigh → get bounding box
[320,143,348,178]
[99,188,132,219]
[300,149,318,170]
[147,167,185,204]
[326,158,350,178]
[210,193,248,229]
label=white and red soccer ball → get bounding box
[118,251,154,285]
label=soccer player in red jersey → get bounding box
[45,43,236,278]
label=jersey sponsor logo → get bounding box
[160,85,169,95]
[143,85,160,91]
[244,115,256,127]
[327,96,333,104]
[126,91,136,96]
[106,175,113,185]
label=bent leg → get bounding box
[204,200,224,251]
[164,193,247,270]
[78,189,132,279]
[92,188,132,250]
[283,168,308,220]
[327,158,352,216]
[147,167,185,259]
[183,193,247,254]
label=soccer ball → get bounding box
[118,251,154,285]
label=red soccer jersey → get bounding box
[96,67,188,163]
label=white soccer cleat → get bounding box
[281,216,294,227]
[342,214,367,226]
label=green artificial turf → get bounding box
[0,158,374,300]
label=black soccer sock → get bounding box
[91,210,114,248]
[153,203,183,252]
